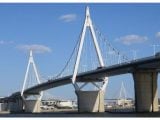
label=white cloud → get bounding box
[59,14,77,22]
[115,34,148,45]
[0,40,14,45]
[156,32,160,39]
[16,44,52,54]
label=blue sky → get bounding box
[0,3,160,100]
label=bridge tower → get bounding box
[20,50,42,112]
[72,6,108,112]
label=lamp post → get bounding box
[151,44,160,55]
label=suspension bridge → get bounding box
[0,6,160,113]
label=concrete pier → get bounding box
[76,90,104,112]
[24,100,41,113]
[133,70,158,112]
[8,99,23,112]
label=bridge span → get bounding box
[1,6,160,113]
[1,54,160,113]
[24,55,160,95]
[3,54,160,98]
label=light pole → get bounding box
[151,44,160,55]
[131,50,138,60]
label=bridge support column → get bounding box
[24,100,41,113]
[133,70,158,112]
[76,90,105,112]
[8,98,23,112]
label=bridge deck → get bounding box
[2,55,160,99]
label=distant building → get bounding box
[56,100,76,109]
[41,99,57,106]
[116,99,134,107]
[0,103,8,111]
[41,99,77,109]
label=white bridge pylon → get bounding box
[72,6,108,91]
[21,50,43,100]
